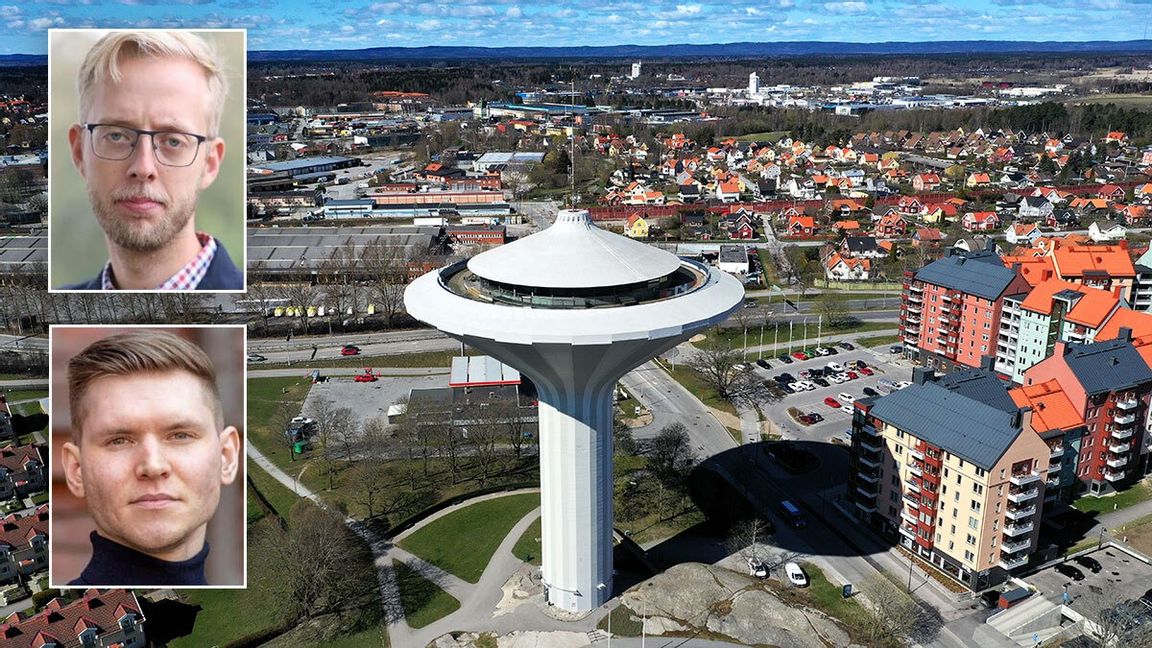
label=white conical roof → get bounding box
[466,209,682,289]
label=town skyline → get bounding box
[4,0,1152,55]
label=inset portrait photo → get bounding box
[48,29,246,292]
[49,325,246,588]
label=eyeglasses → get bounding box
[84,123,208,168]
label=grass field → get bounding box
[511,516,542,565]
[246,458,300,519]
[857,334,902,348]
[665,364,739,418]
[391,559,461,629]
[246,376,313,474]
[1073,481,1152,515]
[1067,94,1152,107]
[698,321,898,352]
[1118,513,1152,556]
[306,623,390,648]
[0,390,47,403]
[398,493,539,583]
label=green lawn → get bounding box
[398,493,539,583]
[0,390,47,403]
[246,376,313,474]
[391,559,461,629]
[246,486,266,524]
[1073,481,1152,514]
[246,458,300,520]
[511,516,542,565]
[30,492,48,505]
[665,365,739,418]
[306,623,389,648]
[698,321,897,352]
[857,334,902,348]
[259,349,461,371]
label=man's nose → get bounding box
[126,135,159,181]
[135,437,171,478]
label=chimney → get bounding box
[1119,326,1133,343]
[912,367,935,386]
[1057,341,1070,356]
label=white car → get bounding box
[838,392,855,403]
[785,562,808,587]
[814,347,831,356]
[795,380,816,391]
[840,404,854,413]
[826,361,844,372]
[828,373,846,384]
[894,380,913,390]
[747,557,768,579]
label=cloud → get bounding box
[0,5,21,17]
[29,15,64,29]
[825,1,869,14]
[674,4,701,15]
[506,6,521,17]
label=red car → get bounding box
[858,367,874,376]
[791,351,809,361]
[846,371,859,379]
[354,367,378,382]
[341,344,361,356]
[824,397,841,408]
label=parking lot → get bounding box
[301,372,443,430]
[750,341,915,444]
[1026,547,1152,609]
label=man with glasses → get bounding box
[63,31,243,290]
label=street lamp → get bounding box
[1098,526,1107,549]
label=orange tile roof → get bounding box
[1001,254,1055,287]
[1009,380,1083,432]
[834,220,861,230]
[1051,243,1135,279]
[1019,278,1118,326]
[789,215,816,229]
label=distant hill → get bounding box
[247,40,1152,62]
[0,54,45,66]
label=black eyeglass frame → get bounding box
[83,123,209,167]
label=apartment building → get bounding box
[1046,240,1135,302]
[0,588,145,648]
[1024,333,1152,493]
[849,367,1049,590]
[996,279,1121,384]
[1008,380,1086,508]
[899,244,1030,372]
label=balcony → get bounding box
[1047,476,1060,488]
[1117,396,1139,410]
[1049,444,1063,458]
[942,293,953,302]
[909,448,924,461]
[1003,521,1034,536]
[1114,411,1137,426]
[858,454,881,468]
[1105,469,1126,482]
[910,284,923,293]
[906,314,921,324]
[1112,427,1135,440]
[1000,554,1028,570]
[899,524,917,540]
[1008,487,1039,503]
[857,484,878,498]
[1005,505,1037,520]
[903,493,920,507]
[901,510,919,524]
[859,422,880,437]
[860,437,882,453]
[939,314,951,324]
[1010,471,1043,487]
[905,481,921,493]
[1107,456,1129,469]
[858,470,880,484]
[1109,441,1131,454]
[907,464,923,477]
[855,500,877,513]
[1002,538,1031,554]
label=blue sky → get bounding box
[5,0,1152,55]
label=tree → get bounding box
[725,516,773,564]
[489,396,530,459]
[645,422,697,492]
[685,343,756,402]
[860,574,922,644]
[279,281,318,335]
[361,240,410,326]
[1077,580,1152,648]
[348,460,390,521]
[306,397,358,489]
[814,293,851,329]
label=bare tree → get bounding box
[646,422,698,494]
[1077,580,1152,648]
[489,396,530,459]
[860,574,938,645]
[684,343,757,402]
[306,396,357,489]
[725,517,773,564]
[347,460,390,520]
[280,281,319,335]
[361,240,410,326]
[393,395,440,476]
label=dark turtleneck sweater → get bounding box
[70,531,210,586]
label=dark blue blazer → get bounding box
[61,240,244,291]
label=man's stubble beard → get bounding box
[90,183,198,253]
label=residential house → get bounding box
[1088,221,1127,243]
[715,177,742,203]
[962,211,1000,232]
[875,211,911,238]
[0,445,45,502]
[0,505,47,585]
[720,210,756,240]
[1044,209,1079,231]
[841,236,888,259]
[680,212,712,240]
[0,588,146,648]
[824,253,871,281]
[1018,197,1054,221]
[624,213,650,239]
[848,367,1049,590]
[912,173,942,192]
[1005,223,1042,246]
[966,172,992,188]
[912,227,944,248]
[1119,205,1150,227]
[786,215,816,237]
[1097,184,1126,201]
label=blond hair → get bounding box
[68,331,223,441]
[77,31,228,138]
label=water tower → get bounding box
[404,209,743,612]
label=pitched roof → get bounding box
[1051,242,1135,279]
[1009,379,1083,433]
[843,236,879,253]
[0,444,40,472]
[869,379,1021,470]
[1019,278,1119,327]
[0,589,143,648]
[915,249,1019,300]
[0,505,47,551]
[934,368,1018,413]
[1062,338,1152,396]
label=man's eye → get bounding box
[171,431,196,441]
[106,437,131,446]
[104,131,129,143]
[159,135,188,149]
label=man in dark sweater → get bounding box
[59,330,241,586]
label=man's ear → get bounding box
[218,425,240,485]
[68,124,86,177]
[199,138,224,190]
[61,441,86,498]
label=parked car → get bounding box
[1055,564,1086,582]
[798,414,814,425]
[845,371,859,380]
[791,351,809,361]
[1074,556,1102,573]
[894,380,912,390]
[246,353,267,362]
[814,347,831,356]
[824,397,841,408]
[784,562,808,587]
[889,345,903,354]
[748,557,768,578]
[838,342,855,350]
[756,359,771,369]
[826,362,844,372]
[859,367,875,376]
[824,346,839,355]
[862,387,879,397]
[980,589,1002,609]
[341,344,362,356]
[854,360,869,368]
[814,377,830,388]
[838,392,855,403]
[778,372,796,383]
[799,369,813,379]
[777,354,793,364]
[807,412,824,423]
[840,404,854,413]
[828,373,846,384]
